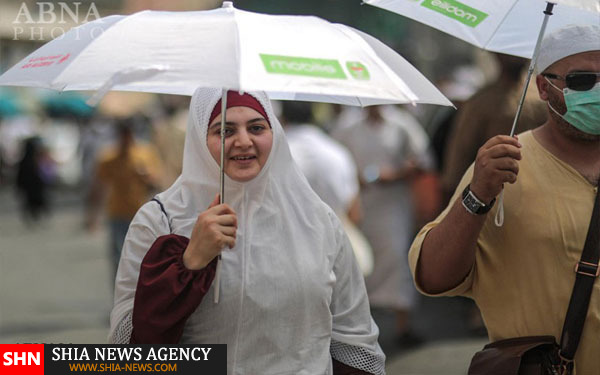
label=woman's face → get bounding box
[207,106,273,182]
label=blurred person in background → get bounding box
[413,66,484,231]
[329,104,363,134]
[0,91,37,188]
[333,105,434,347]
[428,65,485,174]
[152,95,189,189]
[16,136,55,225]
[78,115,115,191]
[86,117,163,277]
[441,53,547,203]
[281,100,373,276]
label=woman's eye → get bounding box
[250,125,266,133]
[214,127,234,136]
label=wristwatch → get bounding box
[461,184,495,215]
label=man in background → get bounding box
[334,105,433,345]
[86,118,163,278]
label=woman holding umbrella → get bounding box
[109,87,385,375]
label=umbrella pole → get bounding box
[497,2,555,228]
[220,88,227,203]
[214,88,228,304]
[509,1,555,137]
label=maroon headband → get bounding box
[208,91,270,126]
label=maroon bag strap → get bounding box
[559,182,600,364]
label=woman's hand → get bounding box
[182,194,238,270]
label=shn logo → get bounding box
[1,344,44,375]
[3,352,40,366]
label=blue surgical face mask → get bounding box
[545,77,600,135]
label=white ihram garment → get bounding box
[333,107,432,310]
[286,124,358,215]
[109,88,385,375]
[286,124,374,276]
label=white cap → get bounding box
[535,24,600,73]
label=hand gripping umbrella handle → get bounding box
[496,2,555,227]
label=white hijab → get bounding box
[111,87,384,375]
[157,87,324,236]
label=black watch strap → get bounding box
[461,184,495,215]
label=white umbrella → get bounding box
[0,2,453,302]
[0,2,451,107]
[364,0,598,135]
[364,0,598,59]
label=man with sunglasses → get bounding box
[407,24,600,372]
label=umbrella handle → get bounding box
[85,65,168,106]
[214,256,223,304]
[220,88,227,204]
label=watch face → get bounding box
[463,192,482,213]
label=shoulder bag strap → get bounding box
[559,182,600,365]
[151,197,172,234]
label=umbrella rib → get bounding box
[483,0,521,51]
[357,96,365,107]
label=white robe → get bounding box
[286,124,374,276]
[333,106,432,310]
[109,88,385,375]
[286,124,358,216]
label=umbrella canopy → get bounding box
[364,0,599,59]
[0,2,451,107]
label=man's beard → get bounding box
[547,90,600,143]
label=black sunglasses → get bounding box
[543,72,600,91]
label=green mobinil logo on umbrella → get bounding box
[260,54,347,79]
[346,62,370,80]
[421,0,488,27]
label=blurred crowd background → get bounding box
[0,0,548,373]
